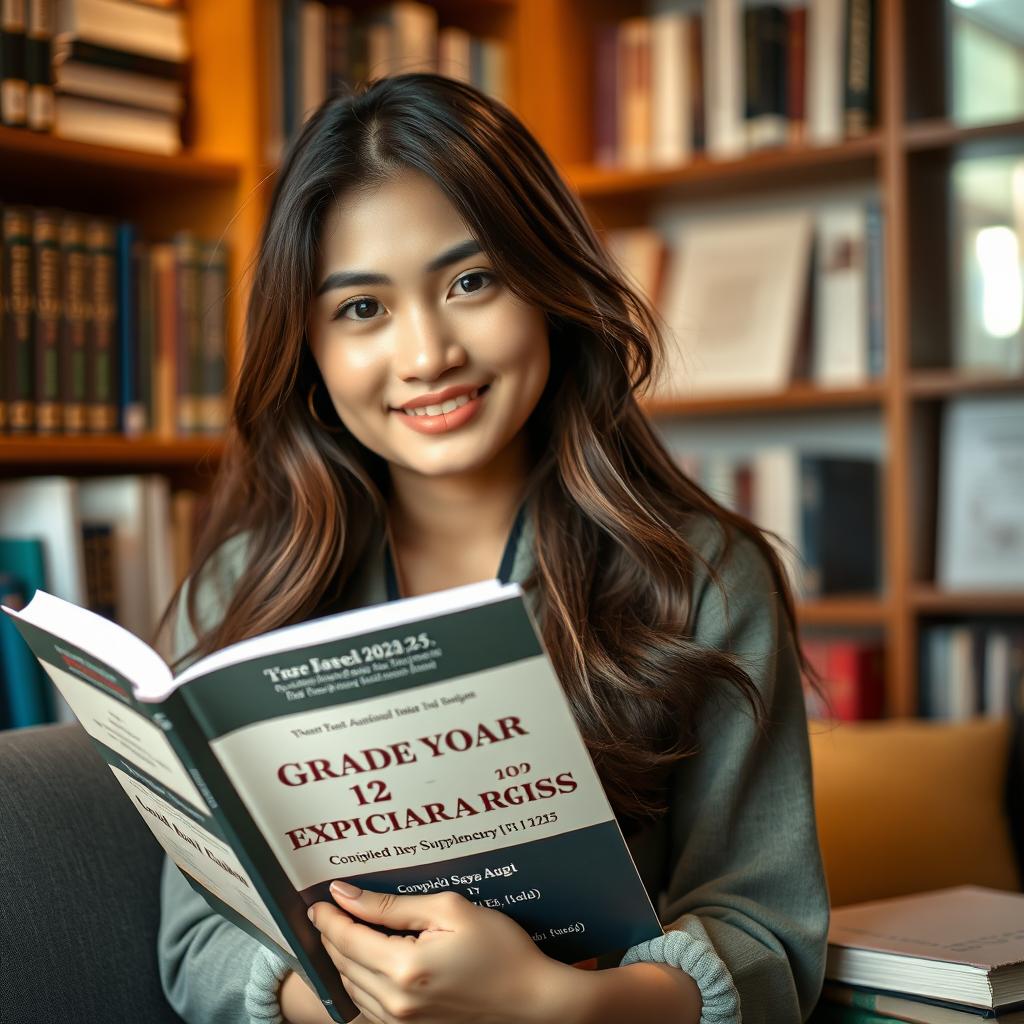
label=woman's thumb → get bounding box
[329,880,454,932]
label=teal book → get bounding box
[0,539,53,726]
[3,580,663,1023]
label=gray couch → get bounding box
[0,723,185,1024]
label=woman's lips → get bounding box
[393,385,488,435]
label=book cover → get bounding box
[4,581,663,1023]
[828,886,1024,1011]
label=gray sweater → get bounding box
[157,512,829,1023]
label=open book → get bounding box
[4,580,662,1023]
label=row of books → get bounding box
[609,199,886,394]
[0,203,228,438]
[918,621,1024,722]
[0,473,204,729]
[0,0,189,155]
[675,449,881,600]
[803,637,885,721]
[266,0,510,161]
[595,0,875,169]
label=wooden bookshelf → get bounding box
[2,0,1021,721]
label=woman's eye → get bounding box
[452,271,493,296]
[336,297,383,321]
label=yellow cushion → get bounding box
[809,717,1021,908]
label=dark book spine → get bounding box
[25,0,52,131]
[690,12,704,153]
[196,240,227,434]
[173,230,200,435]
[117,222,144,435]
[32,207,61,435]
[766,7,788,137]
[51,38,188,81]
[81,522,117,620]
[326,4,350,93]
[85,218,118,434]
[134,241,154,433]
[787,6,806,143]
[0,0,27,126]
[844,0,874,136]
[3,205,34,434]
[743,7,763,128]
[59,213,89,435]
[819,457,881,594]
[799,455,822,599]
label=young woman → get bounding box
[158,73,829,1024]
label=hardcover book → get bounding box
[4,579,663,1023]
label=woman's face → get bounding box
[308,169,550,480]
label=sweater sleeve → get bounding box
[620,527,829,1023]
[156,537,292,1024]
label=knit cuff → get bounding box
[620,914,741,1024]
[244,945,291,1024]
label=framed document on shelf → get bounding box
[937,396,1024,590]
[655,209,814,396]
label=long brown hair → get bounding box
[164,73,817,827]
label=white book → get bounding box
[55,0,188,63]
[813,204,870,386]
[53,94,180,154]
[806,0,845,145]
[937,397,1024,590]
[300,2,327,123]
[704,0,745,159]
[657,210,814,395]
[752,447,804,596]
[650,11,692,167]
[948,626,977,721]
[438,25,471,83]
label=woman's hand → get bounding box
[306,881,586,1024]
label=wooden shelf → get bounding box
[907,369,1024,399]
[798,597,890,628]
[0,124,241,197]
[0,436,225,470]
[642,382,887,418]
[912,588,1024,616]
[903,117,1024,152]
[567,134,882,201]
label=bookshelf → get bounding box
[1,0,1022,720]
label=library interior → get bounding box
[1,2,1023,1024]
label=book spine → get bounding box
[81,521,117,620]
[59,212,88,434]
[25,0,51,130]
[3,205,34,435]
[85,218,118,434]
[0,0,28,126]
[844,0,874,137]
[593,22,617,167]
[281,0,299,140]
[156,687,355,1022]
[52,38,188,81]
[150,242,177,438]
[866,199,886,378]
[196,241,227,434]
[326,3,350,93]
[0,573,51,726]
[787,7,806,144]
[134,240,154,433]
[799,455,822,599]
[32,207,61,435]
[173,230,199,435]
[117,222,145,436]
[0,210,5,434]
[690,12,705,154]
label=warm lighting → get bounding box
[974,226,1024,338]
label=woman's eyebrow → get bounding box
[316,239,484,295]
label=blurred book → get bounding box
[657,209,814,395]
[936,398,1024,590]
[822,980,1024,1023]
[827,887,1024,1015]
[803,636,885,720]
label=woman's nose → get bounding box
[393,305,467,381]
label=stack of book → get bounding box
[53,0,188,153]
[265,0,509,160]
[821,887,1024,1024]
[0,203,228,439]
[594,0,875,169]
[0,473,205,729]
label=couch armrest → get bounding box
[0,723,184,1023]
